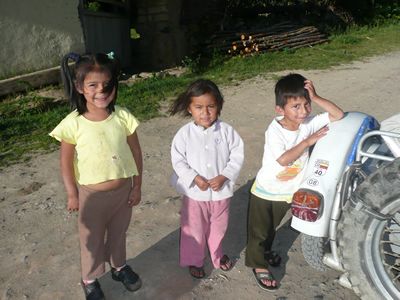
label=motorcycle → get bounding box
[290,111,400,299]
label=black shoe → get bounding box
[111,265,142,292]
[81,279,105,300]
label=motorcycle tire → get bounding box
[301,234,327,271]
[338,158,400,300]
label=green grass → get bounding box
[1,21,399,168]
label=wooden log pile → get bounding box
[207,22,328,57]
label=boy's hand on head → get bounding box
[304,79,344,121]
[195,175,210,191]
[208,175,228,191]
[67,195,79,212]
[128,186,141,207]
[305,126,329,146]
[304,79,318,100]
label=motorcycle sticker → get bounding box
[307,178,319,186]
[313,159,329,177]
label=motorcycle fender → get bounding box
[291,112,375,237]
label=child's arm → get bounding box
[305,79,344,122]
[208,127,244,191]
[60,141,79,211]
[277,126,329,166]
[171,130,210,190]
[127,132,143,207]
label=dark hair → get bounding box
[274,73,310,108]
[169,79,224,117]
[60,52,120,114]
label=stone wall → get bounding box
[0,0,85,79]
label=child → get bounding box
[246,73,344,291]
[50,53,143,300]
[170,79,244,278]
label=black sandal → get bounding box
[265,250,281,267]
[189,266,205,279]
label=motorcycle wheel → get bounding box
[301,234,327,271]
[338,158,400,300]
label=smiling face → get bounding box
[188,93,218,129]
[276,96,312,130]
[76,70,115,112]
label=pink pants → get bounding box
[78,180,132,280]
[180,196,230,269]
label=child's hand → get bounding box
[128,186,141,207]
[304,79,318,101]
[305,126,329,146]
[194,175,209,191]
[67,195,79,212]
[208,175,228,191]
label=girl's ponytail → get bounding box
[61,53,80,109]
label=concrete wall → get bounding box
[0,0,85,79]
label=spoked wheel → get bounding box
[338,158,400,300]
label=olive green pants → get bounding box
[245,193,290,269]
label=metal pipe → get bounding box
[356,130,400,162]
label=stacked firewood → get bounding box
[207,22,328,57]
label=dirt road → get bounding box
[1,51,400,300]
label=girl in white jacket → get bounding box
[170,79,244,279]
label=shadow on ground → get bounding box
[98,180,298,299]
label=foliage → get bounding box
[87,1,101,12]
[373,1,400,22]
[181,55,202,74]
[84,0,127,14]
[223,0,400,25]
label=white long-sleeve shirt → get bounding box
[171,120,244,201]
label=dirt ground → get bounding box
[1,51,400,300]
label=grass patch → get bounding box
[117,75,195,119]
[1,21,399,168]
[0,95,69,166]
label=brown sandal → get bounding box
[220,254,234,271]
[189,266,205,279]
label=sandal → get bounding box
[265,250,281,267]
[252,268,279,291]
[220,254,234,271]
[189,266,205,279]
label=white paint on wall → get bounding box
[0,0,85,79]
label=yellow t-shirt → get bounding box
[49,106,139,185]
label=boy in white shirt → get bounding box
[246,73,344,291]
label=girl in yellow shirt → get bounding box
[50,52,142,300]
